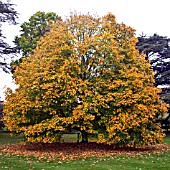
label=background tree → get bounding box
[0,0,18,72]
[137,34,170,120]
[4,13,167,147]
[14,11,62,56]
[11,11,62,73]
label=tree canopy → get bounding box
[4,13,167,147]
[0,0,18,72]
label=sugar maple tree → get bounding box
[4,13,167,147]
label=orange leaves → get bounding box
[3,12,167,147]
[72,108,85,120]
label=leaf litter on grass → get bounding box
[0,142,170,165]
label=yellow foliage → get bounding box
[3,12,167,147]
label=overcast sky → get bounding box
[0,0,170,100]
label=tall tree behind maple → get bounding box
[11,11,62,73]
[0,0,18,72]
[14,11,62,56]
[137,34,170,111]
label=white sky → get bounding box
[0,0,170,100]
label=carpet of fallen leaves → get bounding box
[0,142,170,163]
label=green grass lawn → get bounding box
[0,132,170,170]
[0,132,23,145]
[164,134,170,145]
[0,153,169,170]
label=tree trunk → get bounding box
[81,130,88,143]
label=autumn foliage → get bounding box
[3,13,167,147]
